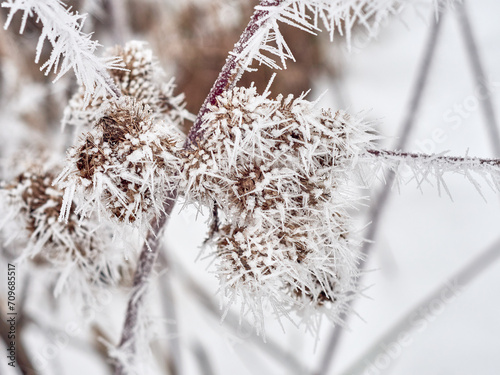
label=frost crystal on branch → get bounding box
[1,0,122,102]
[362,149,500,197]
[57,97,184,229]
[229,0,456,74]
[184,86,375,331]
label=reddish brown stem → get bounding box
[186,0,285,149]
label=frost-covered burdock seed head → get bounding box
[183,86,374,331]
[184,86,374,226]
[214,206,360,331]
[57,97,184,227]
[64,41,191,129]
[1,166,127,290]
[4,169,73,255]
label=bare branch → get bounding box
[366,149,500,167]
[191,341,216,375]
[364,149,500,196]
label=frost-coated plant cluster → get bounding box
[58,96,185,230]
[184,86,375,332]
[0,161,129,296]
[1,0,500,374]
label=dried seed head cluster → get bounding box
[1,165,126,289]
[184,86,375,330]
[64,41,191,129]
[57,97,184,227]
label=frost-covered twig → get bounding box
[1,0,122,102]
[338,236,500,375]
[364,149,500,196]
[366,149,500,167]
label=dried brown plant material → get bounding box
[64,41,191,130]
[1,164,129,291]
[58,96,184,228]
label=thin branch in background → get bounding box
[315,9,446,375]
[191,341,216,375]
[338,236,500,375]
[456,0,500,157]
[113,192,177,375]
[159,249,308,375]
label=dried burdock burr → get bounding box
[183,85,376,331]
[184,86,374,224]
[57,96,184,229]
[1,164,129,292]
